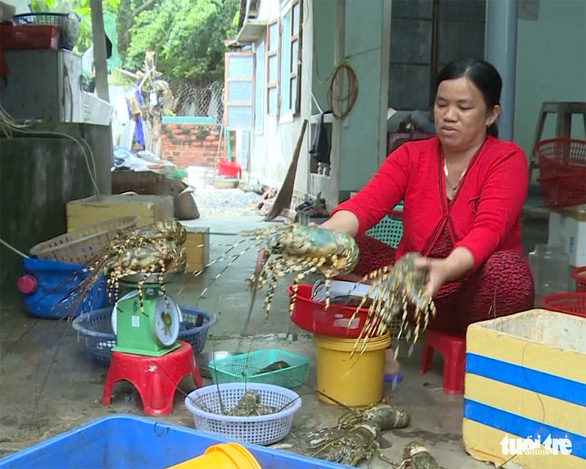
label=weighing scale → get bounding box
[111,279,182,357]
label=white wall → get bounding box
[514,0,586,159]
[2,0,29,15]
[248,0,314,202]
[338,0,389,196]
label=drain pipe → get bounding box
[485,0,518,142]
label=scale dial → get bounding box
[153,294,181,347]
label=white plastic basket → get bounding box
[184,383,301,446]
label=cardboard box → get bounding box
[183,226,209,273]
[548,207,586,267]
[463,309,586,469]
[66,195,174,231]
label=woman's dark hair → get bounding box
[435,58,502,137]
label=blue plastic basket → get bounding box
[0,415,345,469]
[208,349,310,389]
[72,306,217,366]
[21,257,110,320]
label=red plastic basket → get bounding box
[217,158,242,179]
[540,292,586,318]
[288,284,370,338]
[0,24,60,50]
[536,138,586,208]
[572,267,586,292]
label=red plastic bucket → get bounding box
[288,284,371,337]
[217,159,242,179]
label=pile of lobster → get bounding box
[299,397,444,468]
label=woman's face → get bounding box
[434,76,500,154]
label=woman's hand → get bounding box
[414,247,475,297]
[414,256,450,297]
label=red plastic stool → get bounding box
[419,330,466,394]
[101,341,202,415]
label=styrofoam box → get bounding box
[463,309,586,469]
[548,207,586,267]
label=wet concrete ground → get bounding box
[0,202,548,468]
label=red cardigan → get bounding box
[330,135,528,272]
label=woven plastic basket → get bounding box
[72,306,217,366]
[208,349,309,389]
[572,266,586,292]
[184,383,301,446]
[536,138,586,208]
[12,12,79,50]
[540,292,586,318]
[365,202,404,248]
[30,216,138,265]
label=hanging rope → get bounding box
[327,61,359,120]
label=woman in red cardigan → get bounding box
[321,58,534,376]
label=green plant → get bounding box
[124,0,239,84]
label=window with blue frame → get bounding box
[279,0,302,117]
[254,39,265,134]
[266,20,279,116]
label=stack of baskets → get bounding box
[541,266,586,318]
[535,138,586,317]
[13,12,80,50]
[21,217,139,319]
[536,138,586,208]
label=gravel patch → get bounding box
[193,188,262,218]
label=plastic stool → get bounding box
[101,341,202,415]
[419,330,466,394]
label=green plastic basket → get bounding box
[208,349,310,389]
[366,202,404,248]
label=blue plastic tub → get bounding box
[0,415,348,469]
[20,257,110,319]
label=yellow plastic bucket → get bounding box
[313,331,391,407]
[168,442,262,469]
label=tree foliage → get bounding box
[123,0,240,84]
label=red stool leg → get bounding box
[191,362,203,388]
[442,337,466,394]
[141,371,176,416]
[419,333,435,375]
[101,354,120,406]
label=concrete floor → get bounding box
[0,206,548,468]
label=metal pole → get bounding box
[485,0,518,141]
[90,0,110,102]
